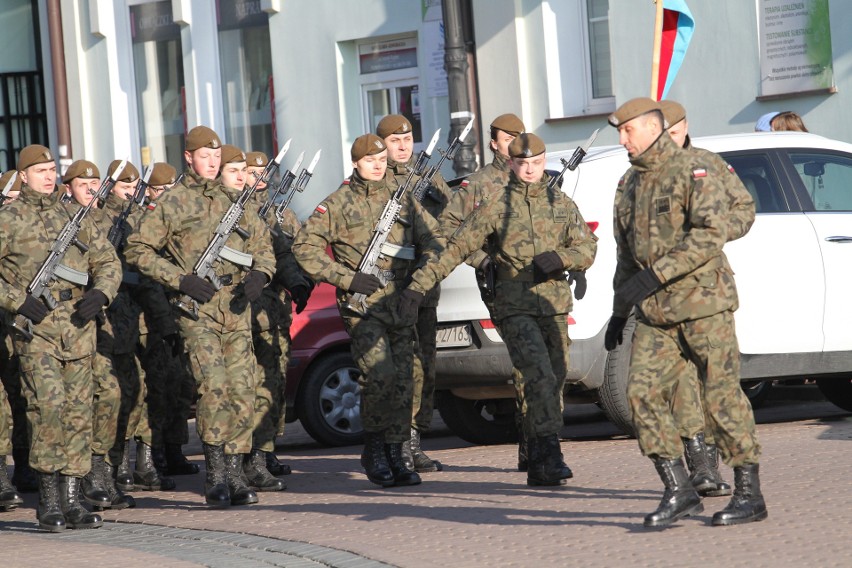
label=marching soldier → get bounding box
[604,98,766,527]
[397,133,597,487]
[377,114,451,473]
[125,127,276,508]
[293,134,444,488]
[0,145,122,531]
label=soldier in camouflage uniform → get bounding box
[377,114,452,473]
[246,150,312,479]
[438,113,530,470]
[604,98,766,528]
[0,145,122,532]
[398,133,597,487]
[125,126,275,508]
[293,134,444,488]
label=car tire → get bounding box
[599,316,637,437]
[436,391,518,445]
[296,352,365,447]
[741,380,773,409]
[816,377,852,412]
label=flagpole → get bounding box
[650,0,664,100]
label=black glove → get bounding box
[349,273,384,295]
[568,271,588,300]
[17,294,49,324]
[242,270,268,302]
[397,289,424,323]
[616,268,662,307]
[74,289,108,322]
[289,284,311,314]
[604,316,628,351]
[533,251,564,275]
[162,333,184,357]
[179,274,216,303]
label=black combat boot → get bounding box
[11,446,38,493]
[0,455,23,510]
[165,443,199,476]
[644,457,703,527]
[134,441,176,490]
[224,453,258,506]
[704,444,732,497]
[385,443,422,486]
[80,454,111,508]
[682,433,717,495]
[36,472,65,532]
[114,440,134,492]
[408,428,442,473]
[59,475,103,529]
[151,445,168,474]
[527,435,572,487]
[265,451,291,476]
[243,449,285,491]
[202,443,230,508]
[712,463,768,526]
[95,455,135,511]
[360,432,395,487]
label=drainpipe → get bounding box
[46,0,72,175]
[442,0,477,177]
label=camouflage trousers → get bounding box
[499,314,569,438]
[670,363,717,445]
[344,311,415,443]
[180,320,257,454]
[0,381,11,455]
[0,353,28,452]
[112,352,152,451]
[252,326,291,452]
[91,350,121,459]
[412,306,437,431]
[483,294,526,427]
[140,334,194,447]
[628,310,761,466]
[18,352,94,476]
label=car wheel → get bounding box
[741,380,773,409]
[296,352,364,447]
[599,316,636,437]
[436,391,518,445]
[816,377,852,412]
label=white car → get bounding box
[434,131,852,442]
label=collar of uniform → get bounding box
[508,171,548,198]
[629,131,677,172]
[493,152,511,172]
[19,184,63,209]
[387,158,409,176]
[104,191,127,213]
[350,171,388,196]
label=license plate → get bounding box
[436,323,472,348]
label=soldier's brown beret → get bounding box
[659,100,686,127]
[508,133,546,158]
[108,160,139,183]
[351,134,387,162]
[149,162,177,186]
[0,170,22,193]
[17,144,53,171]
[220,144,246,165]
[490,113,525,136]
[376,115,412,139]
[246,151,268,167]
[185,126,222,152]
[608,97,662,127]
[62,160,100,184]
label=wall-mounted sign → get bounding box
[359,37,418,74]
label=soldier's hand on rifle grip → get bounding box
[17,294,49,324]
[604,316,628,351]
[349,273,384,296]
[179,274,216,303]
[74,289,108,322]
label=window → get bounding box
[724,153,786,213]
[789,152,852,212]
[586,0,613,100]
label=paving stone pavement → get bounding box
[1,390,851,568]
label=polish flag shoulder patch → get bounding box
[314,204,328,215]
[146,202,157,211]
[460,180,469,188]
[692,168,707,179]
[727,164,736,174]
[342,179,350,185]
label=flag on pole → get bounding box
[654,0,694,101]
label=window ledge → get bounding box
[756,86,838,102]
[545,111,611,124]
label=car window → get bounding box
[723,153,786,213]
[789,152,852,212]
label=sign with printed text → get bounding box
[758,0,834,96]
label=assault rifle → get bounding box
[174,143,290,320]
[346,129,442,314]
[257,141,298,222]
[107,164,153,250]
[12,158,127,340]
[274,149,321,233]
[0,172,17,206]
[411,117,474,203]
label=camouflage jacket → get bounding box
[685,139,756,242]
[124,170,276,330]
[440,153,512,269]
[0,185,121,359]
[293,172,445,316]
[409,171,597,320]
[613,132,739,325]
